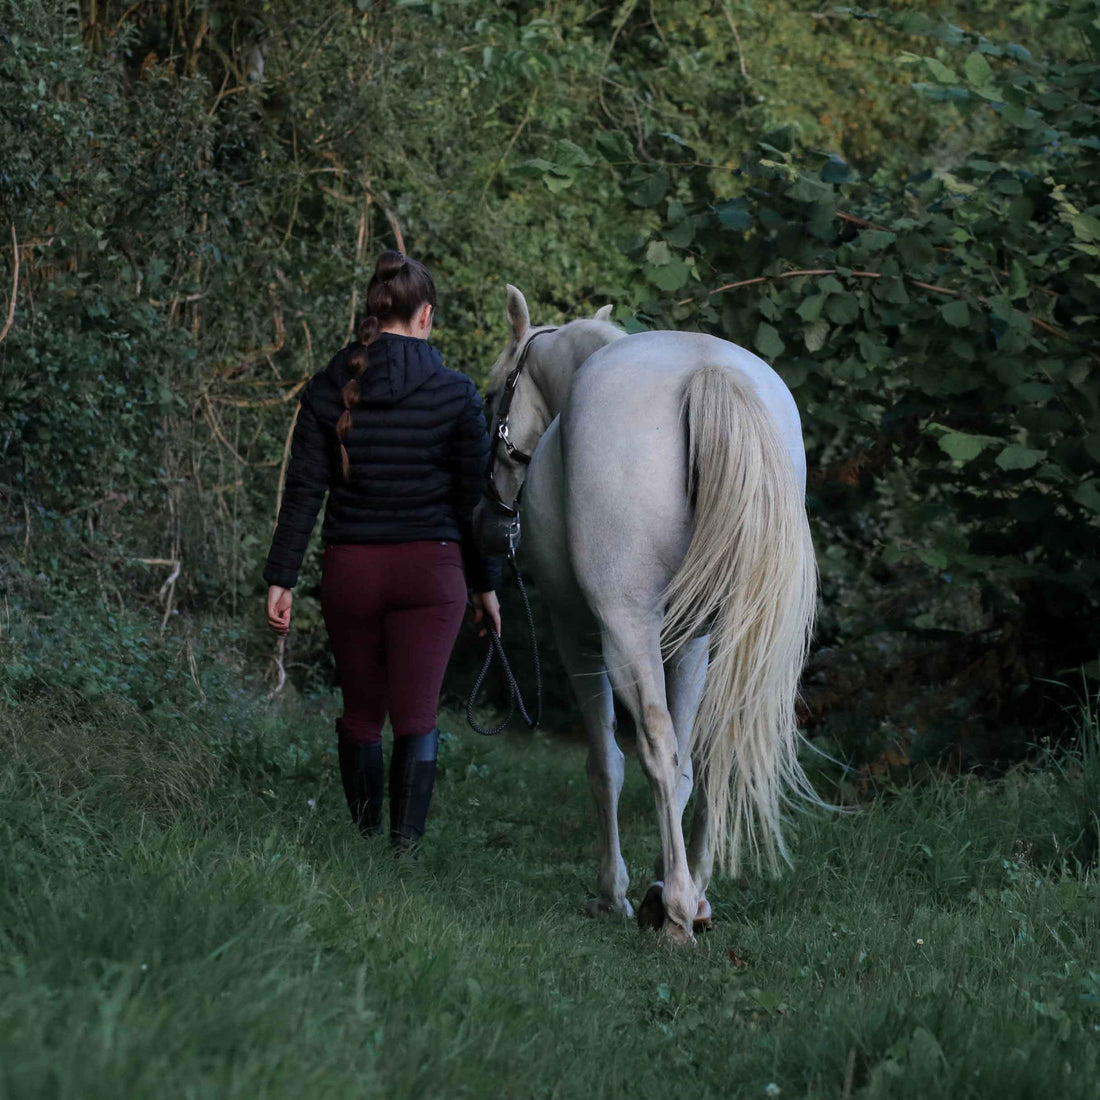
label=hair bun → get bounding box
[375,250,406,282]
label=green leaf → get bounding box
[1008,196,1034,227]
[875,277,910,305]
[964,52,992,86]
[937,432,991,462]
[1002,102,1040,129]
[826,293,860,325]
[755,322,786,360]
[668,218,695,248]
[554,139,592,169]
[1070,213,1100,243]
[543,172,574,194]
[859,230,897,251]
[758,295,780,321]
[594,130,634,162]
[786,177,831,203]
[941,300,970,328]
[716,199,752,231]
[898,233,936,269]
[645,240,672,266]
[1075,480,1100,514]
[659,131,692,149]
[627,171,669,207]
[803,319,829,352]
[882,543,905,565]
[821,156,849,184]
[995,444,1046,470]
[1008,260,1029,300]
[796,294,825,322]
[924,58,958,83]
[917,548,949,569]
[1011,382,1053,404]
[516,157,555,177]
[779,361,808,388]
[857,331,887,365]
[646,259,690,292]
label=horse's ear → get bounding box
[593,304,614,322]
[505,284,530,342]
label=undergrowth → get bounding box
[1,586,1097,1098]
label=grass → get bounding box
[1,675,1098,1099]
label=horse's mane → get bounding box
[560,318,626,368]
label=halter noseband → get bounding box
[485,327,559,520]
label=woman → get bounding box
[263,251,501,850]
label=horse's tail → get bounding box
[661,364,819,878]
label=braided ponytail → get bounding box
[337,250,437,479]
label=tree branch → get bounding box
[480,89,538,207]
[678,266,1100,363]
[722,2,749,77]
[0,225,20,345]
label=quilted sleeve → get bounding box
[263,381,331,589]
[451,379,503,593]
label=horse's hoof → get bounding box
[661,919,696,945]
[585,896,636,919]
[693,897,714,933]
[636,881,666,930]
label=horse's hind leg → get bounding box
[686,785,715,930]
[662,636,715,930]
[602,617,697,942]
[553,614,633,919]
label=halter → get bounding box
[469,326,557,736]
[484,326,559,522]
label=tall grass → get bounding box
[1,671,1097,1099]
[0,581,1097,1098]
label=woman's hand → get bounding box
[469,591,502,638]
[267,586,293,635]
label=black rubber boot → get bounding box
[389,728,440,852]
[337,723,384,837]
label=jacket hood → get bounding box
[328,333,442,408]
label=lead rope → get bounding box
[465,529,542,736]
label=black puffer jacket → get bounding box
[263,332,500,592]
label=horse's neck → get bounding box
[536,321,625,417]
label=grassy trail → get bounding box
[1,691,1097,1099]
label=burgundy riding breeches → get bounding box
[320,540,468,744]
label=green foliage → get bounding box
[574,2,1100,732]
[0,0,636,612]
[0,0,1092,747]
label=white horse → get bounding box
[472,287,820,942]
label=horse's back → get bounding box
[566,331,805,482]
[558,330,806,615]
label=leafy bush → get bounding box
[1,0,1092,755]
[570,3,1100,748]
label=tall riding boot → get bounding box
[337,724,384,837]
[389,728,440,852]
